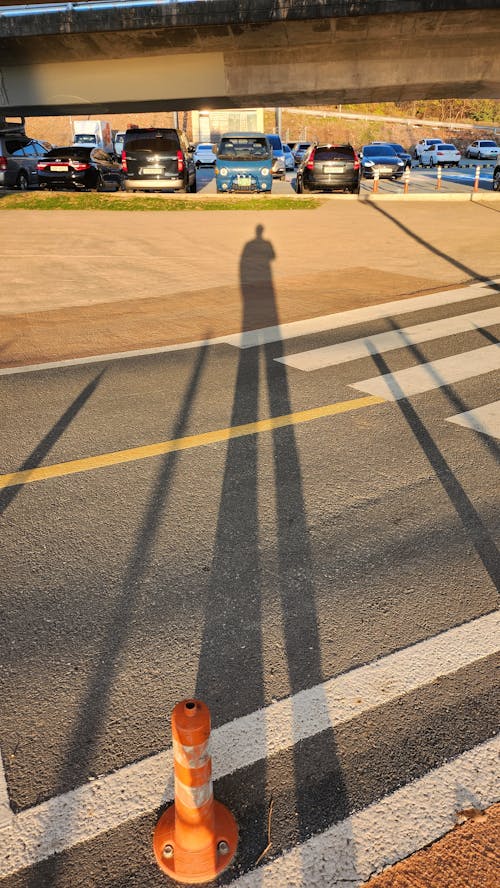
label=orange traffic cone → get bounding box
[153,699,238,884]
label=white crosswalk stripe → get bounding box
[0,611,498,877]
[228,736,500,888]
[447,400,500,440]
[349,344,500,400]
[276,306,500,371]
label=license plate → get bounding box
[379,167,392,173]
[237,176,251,187]
[143,166,163,175]
[51,165,68,171]
[323,165,344,173]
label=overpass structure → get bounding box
[0,1,499,116]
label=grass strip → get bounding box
[0,192,321,211]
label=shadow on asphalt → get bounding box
[24,344,210,887]
[194,224,351,875]
[0,369,106,517]
[367,332,500,595]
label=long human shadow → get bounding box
[368,346,500,593]
[0,369,105,516]
[27,343,209,887]
[195,225,350,872]
[365,202,500,292]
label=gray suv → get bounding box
[0,119,48,190]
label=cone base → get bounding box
[153,800,238,884]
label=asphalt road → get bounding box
[0,275,499,886]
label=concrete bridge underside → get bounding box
[0,1,499,115]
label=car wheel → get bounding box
[296,178,303,194]
[429,158,435,168]
[96,174,106,192]
[16,171,29,191]
[493,170,500,192]
[189,175,197,194]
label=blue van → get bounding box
[214,132,273,193]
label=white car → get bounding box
[420,143,461,167]
[414,138,442,159]
[193,143,216,167]
[465,140,499,161]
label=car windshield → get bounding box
[125,134,178,153]
[363,145,397,157]
[197,145,212,151]
[217,137,271,161]
[74,134,97,145]
[390,144,405,153]
[46,146,91,158]
[437,145,454,150]
[315,146,354,161]
[480,141,497,147]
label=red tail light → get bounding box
[306,148,316,170]
[353,153,360,170]
[36,161,49,171]
[121,150,127,172]
[177,150,184,173]
[0,155,7,172]
[437,152,444,156]
[70,162,90,171]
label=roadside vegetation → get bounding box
[0,192,321,211]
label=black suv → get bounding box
[296,143,360,194]
[0,117,48,190]
[122,128,196,193]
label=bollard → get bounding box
[372,168,380,194]
[153,699,238,884]
[436,165,442,191]
[403,166,410,194]
[473,164,480,193]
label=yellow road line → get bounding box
[0,394,385,490]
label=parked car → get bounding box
[214,132,272,193]
[0,119,48,190]
[414,138,442,160]
[370,142,412,169]
[193,143,216,167]
[465,140,499,160]
[37,146,123,191]
[296,143,360,193]
[292,141,312,165]
[265,133,286,179]
[493,162,500,191]
[283,143,295,171]
[360,144,405,179]
[420,143,461,167]
[121,127,196,192]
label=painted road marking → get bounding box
[447,400,500,440]
[0,610,498,876]
[0,395,384,490]
[228,736,500,888]
[225,279,500,349]
[0,752,13,832]
[0,279,498,376]
[276,306,500,371]
[350,344,500,401]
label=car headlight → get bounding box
[397,160,404,166]
[364,160,374,166]
[219,167,228,177]
[261,168,270,176]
